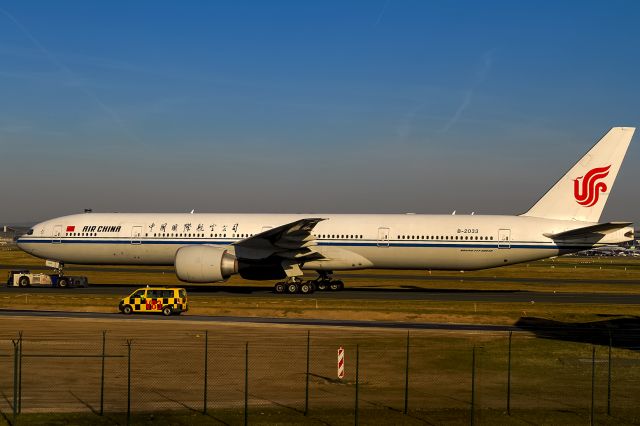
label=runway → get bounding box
[0,284,638,304]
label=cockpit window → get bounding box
[26,229,34,235]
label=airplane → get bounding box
[17,127,636,294]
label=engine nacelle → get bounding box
[174,245,238,283]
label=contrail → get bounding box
[440,49,495,133]
[375,0,390,27]
[441,90,473,133]
[0,7,139,143]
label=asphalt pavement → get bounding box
[0,283,639,304]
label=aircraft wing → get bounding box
[544,222,633,239]
[232,218,326,260]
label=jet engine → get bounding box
[174,246,238,283]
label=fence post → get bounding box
[18,331,23,415]
[471,346,476,426]
[12,339,18,425]
[126,339,132,426]
[244,342,249,426]
[591,345,596,426]
[100,330,106,416]
[404,330,410,415]
[203,330,208,415]
[304,330,310,416]
[355,344,359,426]
[507,331,512,415]
[607,331,612,416]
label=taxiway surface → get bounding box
[0,284,638,304]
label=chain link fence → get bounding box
[0,327,639,424]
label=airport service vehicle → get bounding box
[119,287,188,316]
[17,127,636,294]
[6,270,88,288]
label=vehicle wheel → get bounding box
[18,276,30,287]
[123,305,133,315]
[337,280,344,290]
[300,282,312,294]
[286,282,299,294]
[162,306,173,316]
[274,282,286,294]
[58,278,69,288]
[317,281,328,291]
[329,281,342,291]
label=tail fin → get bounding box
[522,127,635,222]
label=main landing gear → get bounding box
[273,272,344,294]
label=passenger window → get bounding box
[148,290,162,299]
[132,290,145,298]
[161,290,173,298]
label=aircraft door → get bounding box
[377,227,390,247]
[131,226,142,245]
[498,229,511,249]
[53,225,62,244]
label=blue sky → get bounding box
[1,1,639,224]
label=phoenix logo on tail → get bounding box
[573,165,611,207]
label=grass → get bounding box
[3,408,639,425]
[0,317,638,425]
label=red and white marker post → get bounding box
[337,346,345,379]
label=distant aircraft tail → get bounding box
[522,127,635,223]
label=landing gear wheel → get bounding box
[286,282,299,294]
[329,280,344,291]
[274,282,286,294]
[162,306,173,316]
[58,278,69,288]
[123,305,133,315]
[18,276,30,287]
[317,281,328,291]
[300,282,313,294]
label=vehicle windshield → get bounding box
[131,289,145,298]
[179,289,187,298]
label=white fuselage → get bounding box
[16,212,631,274]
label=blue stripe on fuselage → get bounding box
[16,238,592,250]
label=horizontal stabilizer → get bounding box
[544,222,633,239]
